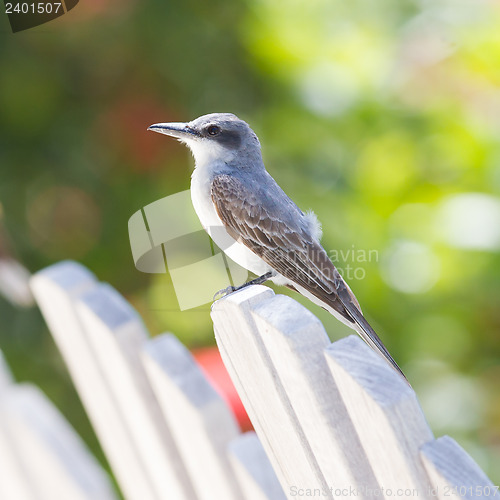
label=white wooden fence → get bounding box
[1,260,494,499]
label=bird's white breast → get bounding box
[190,164,271,278]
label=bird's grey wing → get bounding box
[211,174,354,316]
[211,173,407,380]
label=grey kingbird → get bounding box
[148,113,406,380]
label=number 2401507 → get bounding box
[5,3,62,14]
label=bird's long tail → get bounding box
[335,287,408,383]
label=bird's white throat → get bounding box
[184,138,235,168]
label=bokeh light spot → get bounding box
[381,240,440,294]
[437,193,500,250]
[298,63,360,117]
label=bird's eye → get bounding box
[206,125,221,136]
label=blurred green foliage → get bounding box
[0,0,499,482]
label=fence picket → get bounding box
[0,258,33,307]
[0,350,13,389]
[0,352,37,500]
[75,283,196,500]
[421,436,498,499]
[325,335,434,498]
[142,333,243,500]
[248,293,380,497]
[228,431,287,500]
[0,384,117,500]
[211,285,332,499]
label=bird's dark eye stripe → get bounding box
[207,125,221,136]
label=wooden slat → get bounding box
[421,436,499,499]
[142,333,242,500]
[1,384,116,500]
[30,262,161,500]
[211,285,332,499]
[228,431,286,500]
[325,335,434,499]
[75,284,195,500]
[0,349,13,389]
[0,352,37,500]
[0,258,33,307]
[249,293,380,497]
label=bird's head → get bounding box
[148,113,262,167]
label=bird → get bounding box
[148,113,406,380]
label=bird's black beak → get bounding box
[147,122,200,139]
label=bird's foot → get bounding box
[249,271,274,286]
[213,286,236,301]
[213,271,275,301]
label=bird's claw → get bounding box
[213,285,236,301]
